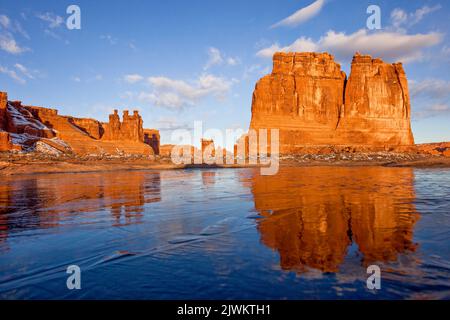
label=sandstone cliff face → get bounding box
[339,54,414,146]
[8,102,55,138]
[0,92,7,130]
[0,131,13,152]
[72,118,103,139]
[144,129,160,155]
[0,92,160,156]
[27,106,154,155]
[102,110,144,142]
[201,139,215,158]
[251,52,346,153]
[0,92,9,151]
[250,52,415,153]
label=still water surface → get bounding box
[0,166,449,299]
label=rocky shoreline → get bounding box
[1,150,449,176]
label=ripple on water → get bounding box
[0,167,449,299]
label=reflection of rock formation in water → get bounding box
[252,167,419,273]
[202,171,216,186]
[0,172,161,241]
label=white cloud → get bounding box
[37,12,64,28]
[410,79,450,99]
[124,74,144,84]
[13,20,30,39]
[129,41,137,51]
[127,73,234,109]
[100,34,118,45]
[204,47,224,70]
[1,15,30,39]
[256,37,318,58]
[44,28,62,40]
[0,33,29,54]
[0,14,30,54]
[414,103,450,119]
[0,65,26,84]
[119,91,135,100]
[271,0,326,28]
[69,74,103,83]
[145,74,233,109]
[257,29,443,63]
[390,9,408,29]
[442,46,450,56]
[14,63,34,79]
[242,64,271,79]
[139,91,185,109]
[155,116,192,131]
[391,5,442,29]
[0,14,10,28]
[204,47,239,70]
[411,79,450,119]
[227,57,239,66]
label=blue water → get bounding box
[0,166,449,299]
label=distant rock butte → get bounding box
[0,92,159,155]
[250,52,415,153]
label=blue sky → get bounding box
[0,0,449,144]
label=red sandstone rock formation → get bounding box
[0,92,7,130]
[250,52,415,154]
[339,53,414,147]
[160,144,175,157]
[72,118,103,139]
[0,92,159,156]
[0,92,9,151]
[8,102,55,138]
[201,139,215,162]
[0,131,14,152]
[160,144,196,158]
[144,129,160,155]
[416,142,450,157]
[102,110,144,142]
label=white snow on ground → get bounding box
[35,141,63,156]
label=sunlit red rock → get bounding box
[144,129,160,155]
[0,93,159,156]
[416,142,450,157]
[201,139,215,157]
[0,131,13,151]
[72,117,103,139]
[103,110,144,142]
[0,92,7,130]
[250,52,415,154]
[339,53,414,147]
[160,144,196,158]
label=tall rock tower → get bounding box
[249,52,414,153]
